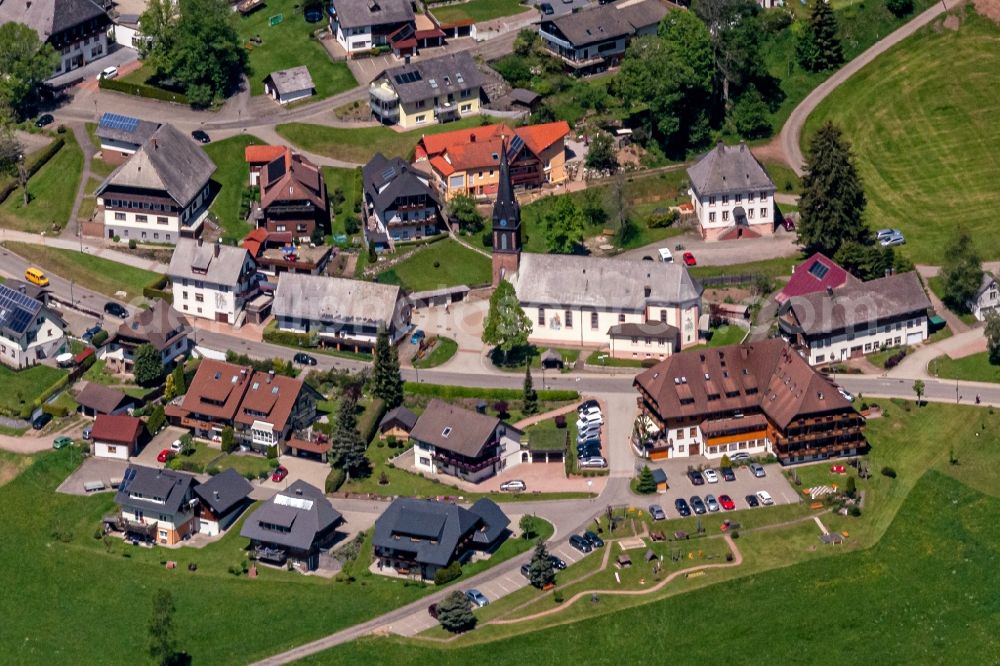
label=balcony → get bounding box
[369,82,399,104]
[254,544,288,564]
[433,451,500,473]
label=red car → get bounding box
[271,465,289,483]
[156,449,173,463]
[719,494,735,511]
[683,252,697,266]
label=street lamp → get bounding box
[16,153,28,206]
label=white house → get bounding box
[111,466,199,545]
[969,272,1000,321]
[168,239,260,325]
[330,0,414,54]
[409,400,522,484]
[779,271,931,365]
[192,469,252,537]
[687,142,777,241]
[96,124,216,244]
[0,283,66,369]
[263,66,315,105]
[0,0,113,79]
[91,414,144,460]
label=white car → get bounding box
[500,480,526,492]
[579,405,602,420]
[658,248,673,263]
[579,456,607,469]
[703,469,719,484]
[576,414,603,429]
[838,388,855,402]
[756,490,774,506]
[169,439,183,452]
[97,66,119,81]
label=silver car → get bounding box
[705,494,720,512]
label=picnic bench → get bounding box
[650,530,665,542]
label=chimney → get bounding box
[644,286,651,298]
[826,286,834,297]
[295,487,303,496]
[152,138,158,150]
[214,490,220,499]
[470,133,476,142]
[19,284,25,294]
[267,370,274,384]
[214,239,221,257]
[197,237,204,247]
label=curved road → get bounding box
[780,0,957,175]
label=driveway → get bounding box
[132,426,189,468]
[252,454,331,499]
[648,460,801,517]
[56,456,128,495]
[346,53,398,85]
[621,227,800,267]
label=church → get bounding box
[491,145,703,362]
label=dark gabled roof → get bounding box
[382,51,483,105]
[542,0,668,46]
[608,321,680,340]
[264,66,315,96]
[363,153,437,213]
[784,271,931,337]
[194,468,253,515]
[74,382,134,414]
[115,465,197,515]
[409,399,509,458]
[96,124,216,206]
[687,142,775,197]
[0,0,110,40]
[240,480,342,551]
[379,405,418,432]
[95,112,161,147]
[334,0,413,29]
[113,299,191,351]
[0,283,44,339]
[372,498,509,567]
[651,468,667,484]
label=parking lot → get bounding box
[647,459,801,518]
[56,456,128,495]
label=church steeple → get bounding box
[491,137,522,286]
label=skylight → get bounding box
[808,260,830,279]
[442,427,453,437]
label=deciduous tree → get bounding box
[372,327,403,409]
[447,193,484,233]
[519,514,539,540]
[730,86,772,139]
[482,280,531,364]
[0,23,58,118]
[986,312,1000,365]
[694,0,765,103]
[797,122,868,257]
[221,425,235,453]
[912,379,925,406]
[436,590,476,633]
[528,541,556,588]
[940,229,983,314]
[606,172,635,246]
[585,131,617,173]
[133,344,165,386]
[542,195,586,254]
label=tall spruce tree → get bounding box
[797,0,844,72]
[331,393,368,477]
[372,327,403,408]
[523,365,539,416]
[527,541,556,589]
[797,122,868,257]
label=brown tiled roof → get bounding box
[409,399,506,458]
[634,339,852,430]
[91,414,144,445]
[178,359,253,420]
[259,151,327,211]
[114,300,190,351]
[75,382,133,415]
[233,371,307,432]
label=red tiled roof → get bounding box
[233,370,304,432]
[288,437,331,454]
[418,123,509,157]
[776,253,859,304]
[91,414,144,445]
[516,121,571,156]
[242,228,269,257]
[180,359,253,420]
[418,122,569,175]
[245,145,289,165]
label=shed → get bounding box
[263,66,316,105]
[91,414,145,459]
[75,382,135,418]
[540,349,564,369]
[616,552,632,567]
[651,468,668,493]
[644,549,657,562]
[509,88,541,110]
[378,406,418,440]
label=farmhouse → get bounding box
[369,51,484,129]
[362,153,441,249]
[687,143,777,241]
[94,113,160,165]
[167,238,260,324]
[0,283,66,369]
[968,272,1000,321]
[263,66,315,105]
[0,0,112,79]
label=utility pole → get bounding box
[17,153,28,206]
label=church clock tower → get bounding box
[491,139,522,286]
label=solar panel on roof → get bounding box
[0,284,41,335]
[120,467,137,493]
[99,112,140,133]
[507,134,524,159]
[393,71,422,85]
[807,261,830,279]
[428,78,438,88]
[380,165,397,181]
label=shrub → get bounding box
[885,0,914,17]
[325,467,346,493]
[553,590,564,603]
[883,350,907,369]
[112,235,120,243]
[640,358,659,368]
[188,562,197,571]
[344,215,360,236]
[881,466,897,478]
[405,382,578,402]
[266,445,278,460]
[433,561,462,586]
[91,330,109,346]
[554,414,566,428]
[42,402,69,418]
[99,77,190,104]
[128,239,137,250]
[849,506,862,517]
[206,466,221,476]
[146,405,166,435]
[646,208,679,229]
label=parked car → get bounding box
[577,423,602,438]
[52,435,73,449]
[577,446,602,460]
[82,425,92,440]
[719,494,735,511]
[156,449,173,463]
[876,228,901,240]
[170,439,184,452]
[540,2,554,14]
[750,463,766,478]
[674,498,691,517]
[191,130,211,144]
[97,65,119,81]
[577,436,602,449]
[35,113,54,128]
[703,468,719,484]
[293,352,317,366]
[82,324,103,342]
[410,329,425,345]
[756,490,774,506]
[576,412,603,427]
[688,469,705,486]
[782,215,795,231]
[838,387,855,402]
[271,465,289,483]
[745,494,760,508]
[578,399,600,413]
[465,589,489,608]
[690,496,707,514]
[880,233,905,247]
[583,530,604,548]
[579,456,607,469]
[569,534,592,553]
[731,452,752,462]
[720,467,736,482]
[578,405,602,420]
[427,603,439,619]
[520,563,531,578]
[658,247,673,263]
[705,494,720,512]
[683,251,697,266]
[32,413,52,430]
[500,479,526,492]
[104,302,129,318]
[649,504,666,521]
[548,555,567,570]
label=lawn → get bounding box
[430,0,528,24]
[412,336,458,369]
[928,352,1000,383]
[0,364,67,416]
[377,239,491,291]
[2,242,161,302]
[0,132,82,233]
[760,159,802,195]
[84,124,115,178]
[687,324,748,350]
[688,255,800,280]
[321,166,362,242]
[804,9,1000,263]
[276,116,501,165]
[203,134,265,242]
[585,350,646,368]
[237,0,356,99]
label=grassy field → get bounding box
[2,242,161,302]
[412,336,458,369]
[804,10,1000,263]
[203,135,264,242]
[0,365,67,415]
[276,116,499,164]
[928,352,1000,383]
[430,0,528,24]
[377,239,491,291]
[238,0,356,99]
[688,255,800,280]
[0,133,82,233]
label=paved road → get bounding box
[779,0,956,174]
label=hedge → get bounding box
[263,326,318,349]
[91,330,109,347]
[0,137,66,205]
[42,401,70,418]
[433,561,462,585]
[17,371,71,420]
[142,274,173,304]
[325,468,346,493]
[99,77,190,104]
[404,382,579,402]
[359,398,386,445]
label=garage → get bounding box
[906,331,923,345]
